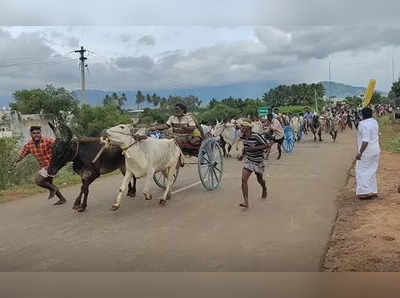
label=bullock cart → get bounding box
[151,129,224,191]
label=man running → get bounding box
[264,113,284,160]
[15,126,67,205]
[238,120,268,208]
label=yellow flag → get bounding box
[363,79,376,108]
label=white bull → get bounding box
[105,124,183,210]
[213,121,240,157]
[290,116,300,138]
[251,120,264,134]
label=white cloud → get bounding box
[0,25,399,98]
[1,0,400,26]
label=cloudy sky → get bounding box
[1,0,400,98]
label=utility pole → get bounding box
[329,60,331,100]
[74,46,88,105]
[392,49,395,83]
[315,88,318,114]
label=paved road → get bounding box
[0,131,356,271]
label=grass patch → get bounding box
[386,137,400,153]
[0,137,85,202]
[0,164,81,203]
[0,163,120,203]
[379,116,400,153]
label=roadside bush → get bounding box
[0,137,79,192]
[0,137,37,190]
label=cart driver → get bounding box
[148,103,202,149]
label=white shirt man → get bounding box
[356,108,380,199]
[290,116,300,135]
[270,118,284,140]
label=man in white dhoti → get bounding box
[355,107,380,200]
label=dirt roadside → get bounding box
[322,147,400,271]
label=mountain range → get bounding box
[71,81,281,108]
[1,81,387,108]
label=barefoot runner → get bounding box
[264,113,284,160]
[14,126,67,205]
[238,120,269,208]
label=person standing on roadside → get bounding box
[355,107,381,200]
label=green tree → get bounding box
[371,91,383,105]
[263,82,325,107]
[139,108,169,125]
[197,103,239,124]
[389,79,400,99]
[151,94,160,107]
[151,93,161,107]
[146,94,152,105]
[159,97,168,110]
[72,104,131,137]
[103,92,127,110]
[135,90,145,109]
[345,96,362,108]
[117,92,127,108]
[278,105,309,116]
[103,94,112,106]
[10,84,79,122]
[209,98,218,109]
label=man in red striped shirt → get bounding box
[15,126,67,205]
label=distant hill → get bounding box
[320,81,387,98]
[0,80,388,108]
[72,81,280,108]
[74,81,389,107]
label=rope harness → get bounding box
[103,127,145,158]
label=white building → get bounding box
[0,110,54,143]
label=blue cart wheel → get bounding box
[198,138,224,191]
[283,126,296,154]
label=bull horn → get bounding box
[48,122,61,139]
